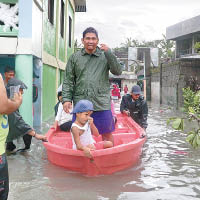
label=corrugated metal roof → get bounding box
[74,0,86,12]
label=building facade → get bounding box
[166,15,200,59]
[151,15,200,108]
[0,0,86,128]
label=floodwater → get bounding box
[7,102,200,200]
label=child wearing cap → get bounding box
[71,99,113,158]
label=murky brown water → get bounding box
[7,103,200,200]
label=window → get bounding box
[68,16,72,48]
[60,0,64,37]
[48,0,54,24]
[0,3,18,31]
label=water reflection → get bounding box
[7,103,200,200]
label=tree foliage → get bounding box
[194,42,200,53]
[159,34,175,60]
[118,37,161,49]
[113,34,175,61]
[74,39,82,52]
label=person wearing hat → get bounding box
[0,74,22,200]
[120,85,148,132]
[5,78,47,153]
[3,70,37,151]
[71,99,113,158]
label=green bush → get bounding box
[167,87,200,148]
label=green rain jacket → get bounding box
[62,47,122,111]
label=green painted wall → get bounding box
[58,1,66,62]
[59,37,65,62]
[42,64,56,121]
[0,27,18,37]
[59,69,65,84]
[15,55,33,126]
[43,0,75,60]
[42,0,77,121]
[0,0,18,3]
[43,0,57,56]
[67,1,75,59]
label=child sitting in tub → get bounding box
[53,91,72,132]
[71,99,113,158]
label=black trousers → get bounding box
[22,134,32,149]
[0,154,9,200]
[6,134,32,151]
[60,121,72,132]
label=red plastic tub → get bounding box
[43,113,146,176]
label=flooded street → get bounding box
[7,103,200,200]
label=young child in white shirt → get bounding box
[71,99,113,158]
[54,92,72,131]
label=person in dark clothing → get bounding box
[54,91,62,116]
[120,85,148,131]
[4,68,34,151]
[5,78,47,153]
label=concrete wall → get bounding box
[161,62,180,107]
[151,69,160,104]
[151,59,200,108]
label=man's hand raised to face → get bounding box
[63,101,72,113]
[100,44,109,52]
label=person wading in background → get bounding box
[120,85,148,134]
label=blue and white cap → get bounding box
[71,99,94,114]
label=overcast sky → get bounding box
[74,0,200,48]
